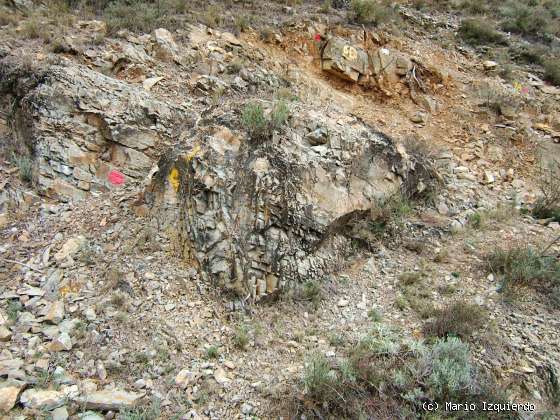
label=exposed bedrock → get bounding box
[146,106,435,300]
[0,55,187,200]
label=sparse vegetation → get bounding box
[485,244,560,302]
[233,325,249,350]
[298,280,323,309]
[294,325,508,418]
[544,59,560,86]
[241,102,267,137]
[459,18,506,45]
[533,159,560,222]
[6,300,22,322]
[467,203,517,229]
[423,301,487,340]
[205,345,219,359]
[349,0,400,27]
[398,270,436,318]
[11,153,33,182]
[118,397,161,420]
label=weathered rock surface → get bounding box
[0,381,25,413]
[0,55,187,200]
[72,389,144,411]
[146,106,434,299]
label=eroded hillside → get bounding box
[0,1,560,419]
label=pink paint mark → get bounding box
[314,33,322,41]
[108,170,125,185]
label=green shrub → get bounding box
[423,301,487,339]
[367,308,382,322]
[459,18,506,45]
[118,397,161,420]
[303,353,337,400]
[293,324,505,419]
[11,153,32,183]
[205,345,219,359]
[6,300,22,322]
[369,193,412,234]
[349,0,399,26]
[103,0,160,33]
[426,337,473,398]
[200,4,224,28]
[532,159,560,221]
[544,59,560,86]
[485,245,560,295]
[270,100,290,130]
[233,325,249,350]
[234,14,252,33]
[501,3,555,38]
[241,101,290,142]
[241,102,268,139]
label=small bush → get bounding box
[233,325,249,350]
[270,101,290,130]
[544,59,560,86]
[303,353,337,401]
[367,308,382,322]
[103,0,160,34]
[501,4,555,39]
[234,14,252,33]
[350,0,399,26]
[241,101,290,143]
[6,300,22,322]
[205,346,219,359]
[11,153,32,183]
[423,301,487,339]
[459,18,506,45]
[292,324,506,419]
[118,397,161,420]
[21,16,45,40]
[200,4,224,28]
[533,159,560,222]
[369,193,412,234]
[426,337,474,399]
[299,280,322,309]
[241,102,268,140]
[485,245,560,296]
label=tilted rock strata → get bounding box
[0,56,187,200]
[146,107,433,299]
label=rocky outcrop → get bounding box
[0,55,188,201]
[146,104,435,300]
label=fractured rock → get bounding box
[48,332,72,352]
[0,55,185,200]
[146,105,435,299]
[20,387,74,410]
[54,236,86,262]
[72,389,144,411]
[0,380,25,413]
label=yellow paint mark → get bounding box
[169,167,180,192]
[185,144,201,162]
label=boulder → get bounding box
[0,380,25,413]
[0,55,185,200]
[72,389,144,411]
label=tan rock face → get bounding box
[0,381,24,413]
[72,390,144,411]
[0,55,184,201]
[147,105,434,300]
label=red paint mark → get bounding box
[108,170,125,185]
[314,33,322,41]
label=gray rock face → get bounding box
[146,106,434,299]
[0,55,186,201]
